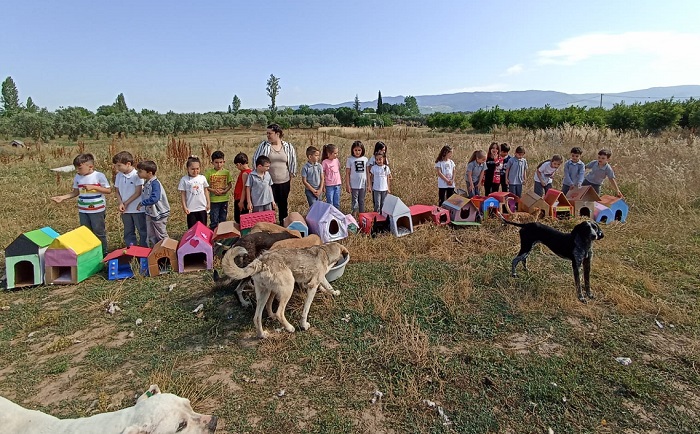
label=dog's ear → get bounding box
[136,384,161,403]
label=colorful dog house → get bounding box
[212,221,241,256]
[240,210,276,235]
[518,190,549,218]
[408,204,451,226]
[599,195,629,223]
[148,237,179,276]
[487,192,519,215]
[442,195,481,225]
[177,222,214,273]
[5,227,60,289]
[45,226,103,284]
[566,186,601,218]
[344,214,359,234]
[283,212,309,238]
[358,212,387,235]
[543,188,574,219]
[306,200,348,243]
[103,246,151,280]
[381,194,413,237]
[593,202,614,224]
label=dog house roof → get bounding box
[598,195,627,208]
[307,200,346,222]
[178,221,213,249]
[212,221,240,241]
[543,188,572,207]
[566,186,601,202]
[5,226,60,256]
[152,237,178,252]
[48,226,101,255]
[381,194,410,216]
[442,195,471,211]
[103,246,152,262]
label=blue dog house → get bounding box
[599,195,628,223]
[103,246,151,279]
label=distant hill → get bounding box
[302,85,700,114]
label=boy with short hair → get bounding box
[582,148,623,197]
[51,153,111,254]
[561,147,586,195]
[504,146,528,198]
[205,150,233,230]
[245,155,277,212]
[499,143,511,192]
[136,160,170,246]
[301,146,324,207]
[112,151,147,247]
[232,152,252,224]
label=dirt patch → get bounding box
[497,332,565,357]
[32,365,82,406]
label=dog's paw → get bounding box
[240,300,252,308]
[330,290,340,296]
[285,324,296,333]
[586,292,595,300]
[257,330,269,339]
[577,295,588,303]
[300,321,310,331]
[511,273,518,278]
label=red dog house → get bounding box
[177,222,214,273]
[409,205,450,226]
[240,210,276,235]
[358,212,387,235]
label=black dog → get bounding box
[500,214,604,302]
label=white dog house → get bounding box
[306,200,348,243]
[381,194,413,237]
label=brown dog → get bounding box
[249,222,301,238]
[270,234,322,250]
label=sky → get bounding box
[3,0,699,113]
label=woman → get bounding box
[252,123,297,223]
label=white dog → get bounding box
[0,384,218,434]
[222,242,348,338]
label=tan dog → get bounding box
[270,234,322,250]
[249,222,301,238]
[0,384,217,434]
[221,243,348,338]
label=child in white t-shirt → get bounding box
[178,155,210,228]
[112,151,147,247]
[368,151,392,213]
[435,145,455,205]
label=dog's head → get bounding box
[574,221,604,241]
[321,242,349,265]
[123,390,218,434]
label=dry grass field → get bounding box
[0,126,699,433]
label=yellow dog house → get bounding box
[45,226,103,284]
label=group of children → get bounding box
[434,143,622,204]
[301,141,393,215]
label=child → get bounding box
[178,155,210,228]
[533,154,563,197]
[369,151,392,213]
[246,155,277,212]
[435,145,455,205]
[465,150,487,198]
[302,146,324,207]
[484,142,503,195]
[499,143,511,192]
[205,150,233,230]
[582,149,623,197]
[505,146,528,198]
[561,147,585,195]
[345,141,368,215]
[367,141,389,169]
[136,160,170,246]
[232,152,252,224]
[321,144,342,210]
[112,151,147,247]
[51,153,111,255]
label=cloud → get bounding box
[537,31,700,66]
[502,64,524,76]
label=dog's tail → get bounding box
[221,246,264,280]
[496,210,527,227]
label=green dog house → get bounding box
[5,227,60,289]
[45,226,103,284]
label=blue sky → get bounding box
[3,0,699,112]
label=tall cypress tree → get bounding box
[1,76,21,116]
[377,91,383,114]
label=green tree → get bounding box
[1,76,21,116]
[26,97,38,113]
[376,91,383,114]
[266,74,281,116]
[114,93,128,113]
[232,95,241,113]
[404,96,420,116]
[353,94,361,113]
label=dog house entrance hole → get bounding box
[460,208,473,220]
[157,257,172,274]
[14,260,35,286]
[328,219,340,235]
[50,266,74,283]
[579,207,592,218]
[614,210,623,221]
[182,253,207,272]
[599,216,608,223]
[555,207,572,219]
[439,213,448,224]
[396,216,412,236]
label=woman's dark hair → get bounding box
[267,123,284,138]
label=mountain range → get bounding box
[302,85,700,114]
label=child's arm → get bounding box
[180,190,189,214]
[205,188,211,211]
[536,167,546,186]
[91,185,112,194]
[344,167,351,193]
[120,186,143,212]
[466,169,474,189]
[245,186,253,211]
[505,166,510,185]
[477,169,485,188]
[435,166,451,184]
[318,172,325,197]
[51,188,80,203]
[609,177,623,197]
[387,171,392,194]
[368,170,374,192]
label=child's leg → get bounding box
[543,184,551,195]
[511,184,522,198]
[85,211,108,255]
[351,189,359,213]
[446,187,455,201]
[561,184,570,195]
[377,191,388,214]
[153,217,168,243]
[439,187,446,205]
[534,182,544,197]
[500,176,508,192]
[209,202,224,229]
[122,213,137,247]
[305,189,316,207]
[332,185,341,209]
[372,190,380,212]
[356,188,366,213]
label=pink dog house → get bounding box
[240,210,276,235]
[593,202,614,224]
[307,200,348,243]
[177,222,214,272]
[442,195,481,225]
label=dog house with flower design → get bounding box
[148,237,179,276]
[565,186,601,218]
[442,195,481,225]
[45,226,103,284]
[380,194,413,237]
[306,200,348,243]
[598,195,628,223]
[5,227,60,289]
[177,222,214,273]
[103,246,151,280]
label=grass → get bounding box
[1,126,699,433]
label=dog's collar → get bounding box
[145,389,159,398]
